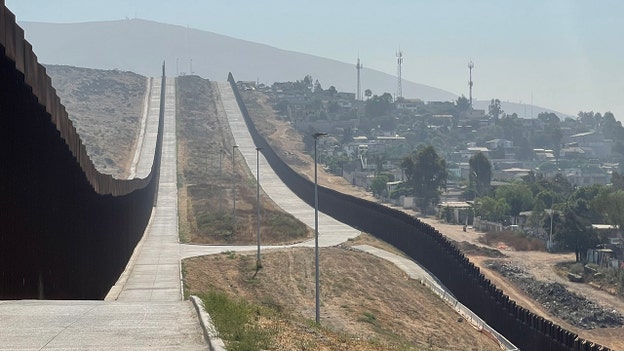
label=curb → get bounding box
[190,295,227,351]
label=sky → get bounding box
[6,0,624,120]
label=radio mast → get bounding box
[396,49,403,99]
[356,57,363,100]
[468,60,474,107]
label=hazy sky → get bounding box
[6,0,624,119]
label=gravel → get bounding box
[485,260,624,329]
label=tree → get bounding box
[324,154,350,175]
[364,89,372,99]
[400,145,447,215]
[365,93,393,118]
[303,75,313,89]
[577,111,596,128]
[601,112,624,142]
[488,99,503,120]
[469,152,492,198]
[456,95,470,113]
[592,188,624,230]
[371,174,389,197]
[328,85,337,97]
[538,112,563,159]
[495,183,533,224]
[612,171,624,190]
[554,199,598,262]
[476,196,510,223]
[313,79,323,93]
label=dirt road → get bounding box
[241,89,624,349]
[419,217,624,350]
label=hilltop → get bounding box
[21,19,564,117]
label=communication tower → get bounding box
[356,57,363,100]
[468,60,474,107]
[396,50,403,99]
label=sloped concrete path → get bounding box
[180,82,360,259]
[179,82,516,350]
[0,77,207,350]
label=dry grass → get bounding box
[176,76,312,245]
[184,248,501,351]
[47,65,146,178]
[478,230,546,251]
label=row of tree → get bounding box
[373,145,621,262]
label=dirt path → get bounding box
[240,89,624,349]
[419,217,624,350]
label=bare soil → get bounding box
[46,65,147,178]
[56,68,494,350]
[57,66,622,349]
[240,88,624,350]
[419,218,624,350]
[240,90,375,201]
[183,247,501,351]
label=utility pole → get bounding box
[396,49,403,99]
[313,132,327,324]
[256,147,263,269]
[356,57,363,101]
[468,60,474,108]
[219,149,224,213]
[232,145,239,234]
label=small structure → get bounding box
[436,201,473,224]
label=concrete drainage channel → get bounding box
[190,296,227,351]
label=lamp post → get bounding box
[313,132,327,324]
[219,149,224,213]
[549,201,554,252]
[232,145,239,234]
[256,147,263,269]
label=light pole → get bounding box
[313,132,327,324]
[549,200,554,252]
[219,149,224,213]
[232,145,239,234]
[256,147,263,269]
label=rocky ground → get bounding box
[241,88,624,350]
[50,67,622,349]
[485,260,624,329]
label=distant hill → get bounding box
[20,19,453,101]
[19,19,569,118]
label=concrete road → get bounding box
[180,82,360,259]
[0,77,207,350]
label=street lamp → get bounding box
[219,148,224,213]
[256,147,263,269]
[232,145,239,234]
[549,201,554,252]
[313,132,327,324]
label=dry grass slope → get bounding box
[47,65,146,178]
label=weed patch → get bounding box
[199,290,273,351]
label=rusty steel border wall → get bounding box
[0,1,164,299]
[1,2,162,196]
[227,73,611,351]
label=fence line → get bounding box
[227,73,612,351]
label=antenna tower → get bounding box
[396,50,403,99]
[356,57,363,100]
[468,60,474,107]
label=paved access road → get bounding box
[0,77,207,350]
[179,82,360,259]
